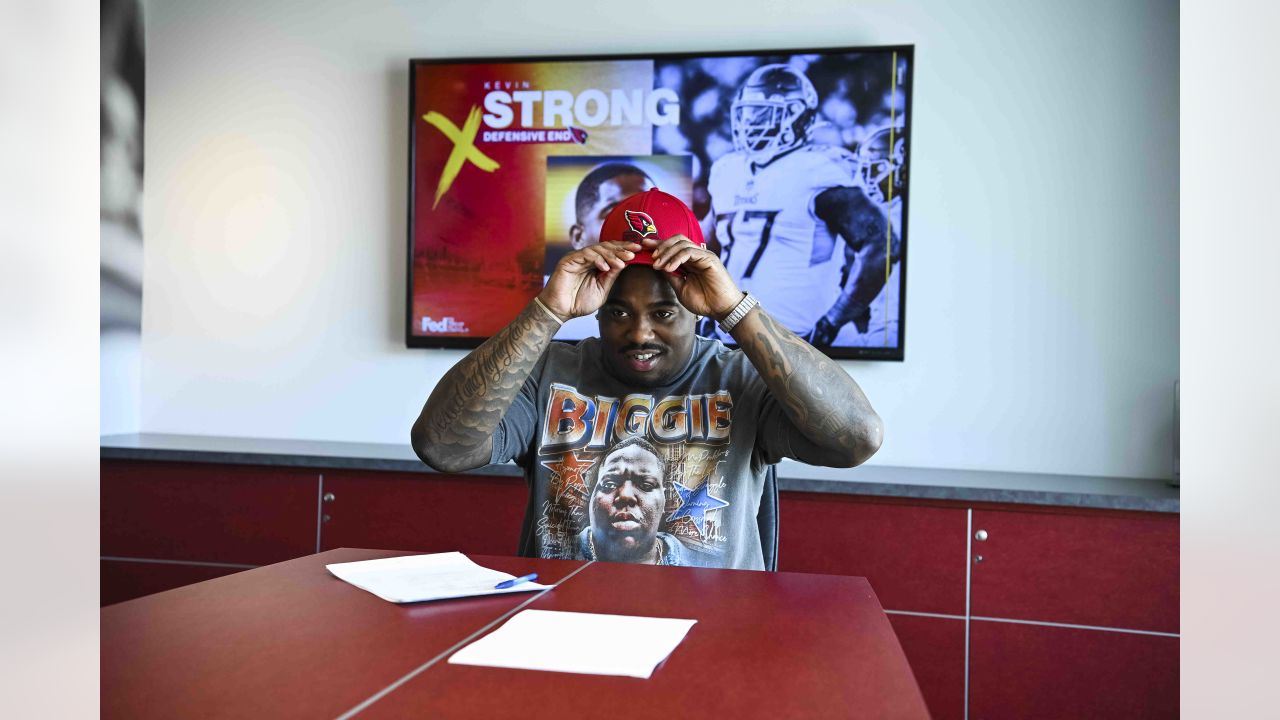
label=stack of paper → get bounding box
[326,552,550,604]
[449,609,697,678]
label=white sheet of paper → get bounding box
[448,609,697,679]
[325,552,550,603]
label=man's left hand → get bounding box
[646,236,744,319]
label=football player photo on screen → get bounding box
[653,53,909,353]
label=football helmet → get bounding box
[857,126,907,205]
[730,64,819,165]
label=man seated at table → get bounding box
[411,189,883,570]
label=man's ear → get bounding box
[569,223,585,249]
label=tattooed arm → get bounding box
[727,307,883,467]
[410,302,561,472]
[648,236,883,468]
[410,240,640,472]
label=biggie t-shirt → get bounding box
[491,335,805,570]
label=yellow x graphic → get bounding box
[423,105,500,210]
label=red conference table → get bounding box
[102,549,928,719]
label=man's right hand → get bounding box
[538,241,641,320]
[809,316,842,348]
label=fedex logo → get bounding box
[421,316,469,333]
[539,383,733,454]
[482,88,680,129]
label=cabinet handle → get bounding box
[323,493,336,503]
[974,529,988,541]
[973,555,984,563]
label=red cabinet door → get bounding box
[318,470,527,556]
[778,493,969,615]
[968,619,1178,720]
[969,508,1178,632]
[887,613,967,720]
[101,460,320,565]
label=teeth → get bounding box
[634,353,654,361]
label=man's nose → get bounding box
[614,479,639,504]
[624,316,655,345]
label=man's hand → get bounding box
[647,236,744,319]
[811,301,871,347]
[851,306,871,334]
[539,241,641,320]
[809,317,842,348]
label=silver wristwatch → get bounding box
[717,292,759,334]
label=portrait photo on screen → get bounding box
[407,46,912,359]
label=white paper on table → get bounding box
[448,609,697,679]
[325,552,550,604]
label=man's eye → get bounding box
[608,309,628,319]
[654,311,674,320]
[598,479,617,491]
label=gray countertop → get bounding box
[100,433,1179,513]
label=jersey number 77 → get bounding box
[716,210,781,279]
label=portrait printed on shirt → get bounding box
[534,382,734,566]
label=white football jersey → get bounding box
[707,145,858,334]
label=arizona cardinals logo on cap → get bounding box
[623,210,658,238]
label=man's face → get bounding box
[598,266,697,388]
[571,173,651,250]
[590,443,666,560]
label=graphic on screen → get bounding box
[408,47,911,359]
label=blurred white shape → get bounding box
[691,86,722,122]
[654,124,688,155]
[705,131,733,161]
[657,64,683,91]
[100,75,142,221]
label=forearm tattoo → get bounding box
[747,311,877,455]
[419,303,560,467]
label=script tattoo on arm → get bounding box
[733,308,883,467]
[411,303,562,472]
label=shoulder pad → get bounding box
[799,144,859,179]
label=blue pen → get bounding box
[494,573,538,590]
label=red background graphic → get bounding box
[412,64,551,337]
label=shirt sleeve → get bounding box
[490,364,542,467]
[814,146,860,188]
[706,154,733,215]
[805,148,859,217]
[751,379,802,466]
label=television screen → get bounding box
[407,45,912,360]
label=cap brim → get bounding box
[622,248,689,277]
[625,249,657,266]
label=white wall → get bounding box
[140,0,1178,479]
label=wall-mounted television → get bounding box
[407,45,912,360]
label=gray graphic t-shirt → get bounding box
[492,335,803,570]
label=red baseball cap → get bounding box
[597,188,705,266]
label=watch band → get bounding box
[531,296,565,325]
[717,292,759,334]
